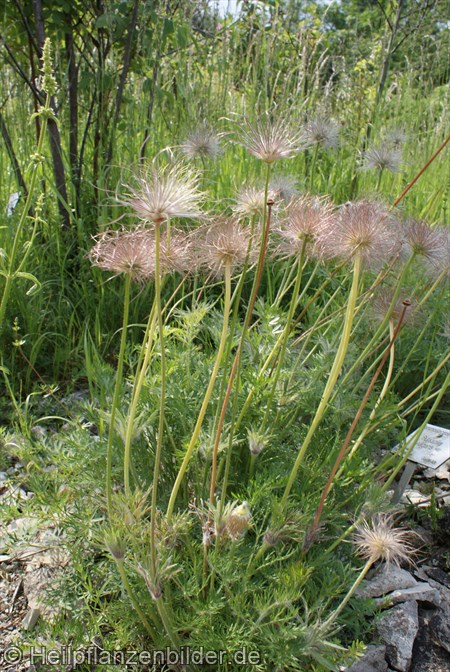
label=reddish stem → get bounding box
[393,134,450,207]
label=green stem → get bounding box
[115,560,157,640]
[261,243,307,431]
[249,453,257,480]
[150,221,166,574]
[214,165,273,512]
[107,274,131,517]
[309,144,319,191]
[167,263,232,520]
[281,253,362,506]
[337,254,415,392]
[375,168,384,192]
[307,308,406,545]
[155,597,181,648]
[124,302,158,496]
[322,559,373,630]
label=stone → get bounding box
[22,607,40,630]
[376,600,419,672]
[345,645,388,672]
[422,567,450,590]
[375,583,441,608]
[415,568,450,611]
[6,517,39,536]
[411,610,450,672]
[423,461,450,482]
[401,489,430,507]
[358,565,417,598]
[429,611,450,653]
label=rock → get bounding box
[358,565,417,598]
[411,609,450,672]
[421,567,450,590]
[430,611,450,653]
[345,645,388,671]
[401,489,430,507]
[375,583,441,608]
[0,472,8,482]
[6,517,39,536]
[423,461,450,482]
[412,526,434,547]
[22,607,40,630]
[376,600,419,671]
[414,568,450,610]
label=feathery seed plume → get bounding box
[198,219,254,275]
[122,164,204,224]
[269,174,300,203]
[402,220,449,277]
[318,199,399,268]
[235,114,305,163]
[385,127,408,148]
[362,144,401,174]
[89,229,154,282]
[181,124,222,160]
[304,116,340,149]
[233,186,268,218]
[353,514,414,566]
[277,195,336,258]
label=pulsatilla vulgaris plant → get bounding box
[88,115,449,671]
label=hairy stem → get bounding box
[115,559,157,640]
[282,253,362,506]
[124,302,158,496]
[150,221,166,574]
[322,559,373,630]
[307,305,407,544]
[167,263,232,520]
[107,274,131,516]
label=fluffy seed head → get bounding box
[277,195,336,257]
[362,144,401,173]
[353,513,414,566]
[181,125,222,160]
[121,164,204,223]
[385,127,408,148]
[402,220,449,277]
[233,186,268,218]
[318,199,399,268]
[152,228,194,275]
[371,294,417,327]
[268,174,300,204]
[198,219,253,275]
[304,116,340,149]
[235,114,305,163]
[89,229,154,282]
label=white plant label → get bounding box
[396,424,450,468]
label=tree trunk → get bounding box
[33,0,70,230]
[65,15,80,207]
[0,110,28,198]
[106,0,140,166]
